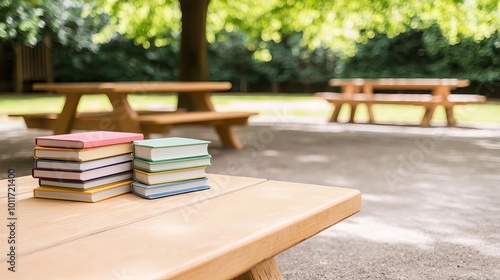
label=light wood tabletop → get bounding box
[32,81,233,94]
[0,174,361,279]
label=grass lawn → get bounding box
[1,93,499,124]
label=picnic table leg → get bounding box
[348,104,357,123]
[329,103,342,122]
[420,105,436,126]
[363,84,375,123]
[444,106,456,126]
[367,104,375,124]
[215,125,241,149]
[232,258,283,280]
[344,85,361,123]
[53,94,82,134]
[106,93,142,132]
[188,93,243,149]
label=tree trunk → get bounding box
[178,0,210,111]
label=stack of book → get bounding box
[131,137,211,199]
[32,131,144,202]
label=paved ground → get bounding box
[1,118,500,279]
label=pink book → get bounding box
[35,131,144,149]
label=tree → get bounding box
[93,0,499,77]
[4,1,498,106]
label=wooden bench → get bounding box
[316,78,486,126]
[11,111,257,148]
[0,174,361,279]
[9,82,258,149]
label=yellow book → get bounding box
[133,167,207,185]
[33,180,133,202]
[34,143,132,161]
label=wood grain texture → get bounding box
[33,81,232,94]
[0,174,266,257]
[53,94,81,134]
[0,176,361,280]
[233,258,283,280]
[0,175,36,199]
[137,111,257,125]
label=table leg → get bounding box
[215,125,241,149]
[420,105,436,126]
[431,86,456,126]
[343,85,361,124]
[349,104,357,123]
[367,104,375,124]
[232,258,283,280]
[106,93,142,132]
[329,103,342,122]
[445,106,456,126]
[191,92,215,111]
[189,93,243,149]
[362,84,375,124]
[53,94,82,134]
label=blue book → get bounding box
[131,177,210,199]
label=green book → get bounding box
[133,155,212,172]
[133,137,210,161]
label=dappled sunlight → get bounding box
[321,214,500,257]
[473,139,500,150]
[295,154,330,163]
[320,216,434,249]
[261,149,280,157]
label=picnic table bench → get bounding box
[9,82,257,149]
[0,174,361,279]
[315,78,486,126]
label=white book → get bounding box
[35,154,132,171]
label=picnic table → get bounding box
[0,174,361,279]
[315,78,486,126]
[10,82,257,149]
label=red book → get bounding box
[35,131,144,149]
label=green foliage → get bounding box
[52,26,499,86]
[53,30,336,88]
[207,31,257,83]
[0,0,45,45]
[337,26,500,82]
[0,0,106,50]
[92,0,499,56]
[53,35,178,81]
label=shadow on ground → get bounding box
[1,119,500,279]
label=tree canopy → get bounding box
[90,0,499,57]
[0,0,105,50]
[3,0,498,57]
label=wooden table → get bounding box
[15,82,257,149]
[323,78,480,126]
[0,175,361,279]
